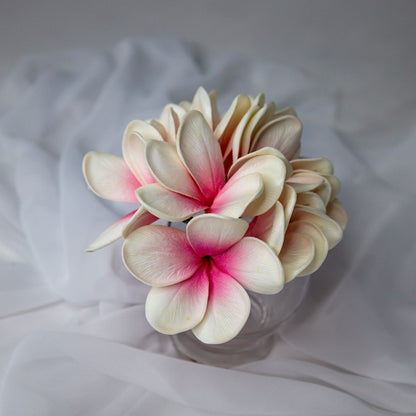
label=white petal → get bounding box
[136,184,207,222]
[192,267,250,344]
[86,210,136,252]
[229,154,287,217]
[186,214,248,257]
[177,111,225,203]
[82,151,140,202]
[279,232,315,283]
[166,107,181,144]
[247,201,285,254]
[145,139,202,200]
[326,198,348,231]
[286,169,324,193]
[252,93,265,106]
[215,94,251,150]
[122,225,200,287]
[209,90,220,129]
[322,174,341,201]
[159,103,186,128]
[313,177,332,206]
[124,119,164,142]
[148,119,169,142]
[231,104,261,162]
[251,115,303,160]
[122,131,156,186]
[292,207,343,249]
[240,102,276,157]
[122,205,158,238]
[191,87,218,129]
[287,221,329,276]
[271,107,297,118]
[290,158,334,175]
[210,173,264,218]
[214,237,285,294]
[228,147,292,180]
[145,267,209,334]
[279,184,297,229]
[179,100,191,111]
[295,191,326,212]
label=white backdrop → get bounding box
[1,1,416,414]
[0,37,415,415]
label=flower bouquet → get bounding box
[83,87,346,362]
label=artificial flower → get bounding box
[136,110,289,222]
[82,150,157,251]
[122,214,284,344]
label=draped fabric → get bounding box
[0,38,415,415]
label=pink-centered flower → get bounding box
[122,214,284,344]
[82,132,159,251]
[136,110,289,222]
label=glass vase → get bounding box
[172,275,309,368]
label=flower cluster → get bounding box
[83,87,347,344]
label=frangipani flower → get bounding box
[82,150,158,251]
[82,87,292,250]
[122,214,285,344]
[215,92,302,172]
[126,87,219,145]
[248,158,347,282]
[135,110,289,222]
[82,87,348,345]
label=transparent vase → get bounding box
[172,275,309,368]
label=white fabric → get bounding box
[0,38,415,415]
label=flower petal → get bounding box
[322,174,341,201]
[229,154,287,217]
[247,201,285,254]
[148,119,170,142]
[122,131,156,186]
[82,151,140,202]
[228,147,292,180]
[326,198,348,231]
[86,210,137,252]
[145,139,202,200]
[231,104,261,162]
[122,225,200,287]
[290,158,334,175]
[124,119,164,142]
[271,107,297,118]
[240,102,276,157]
[145,266,209,334]
[252,93,265,106]
[215,94,251,150]
[286,169,324,193]
[192,266,250,344]
[209,90,220,129]
[177,110,225,203]
[186,214,248,257]
[191,87,217,129]
[295,191,326,212]
[214,236,284,294]
[159,106,183,144]
[313,177,332,206]
[159,104,186,132]
[209,173,264,218]
[136,184,207,222]
[122,205,158,238]
[292,207,343,249]
[279,232,315,283]
[287,221,328,276]
[251,115,303,160]
[279,184,297,229]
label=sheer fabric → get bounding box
[0,38,415,415]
